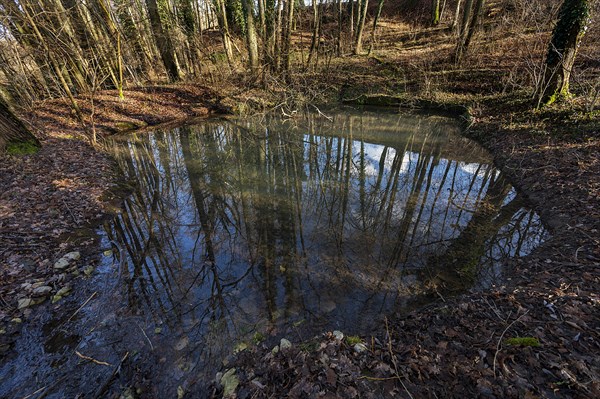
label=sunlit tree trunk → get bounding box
[214,0,235,66]
[539,0,594,106]
[241,0,260,74]
[454,0,484,64]
[451,0,463,31]
[281,0,295,73]
[432,0,441,25]
[354,0,369,55]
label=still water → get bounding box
[100,108,546,384]
[0,108,548,398]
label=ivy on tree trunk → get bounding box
[539,0,593,106]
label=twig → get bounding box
[493,309,530,377]
[67,291,98,323]
[93,351,129,399]
[20,376,66,399]
[384,317,414,399]
[61,198,78,224]
[75,350,112,366]
[359,375,401,381]
[311,104,333,121]
[138,323,154,351]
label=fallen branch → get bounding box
[493,309,530,377]
[75,350,112,366]
[67,291,98,323]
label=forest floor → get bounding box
[1,21,599,399]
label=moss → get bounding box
[345,335,363,345]
[252,332,265,345]
[6,140,39,155]
[505,337,541,347]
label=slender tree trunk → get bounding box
[282,0,295,73]
[145,0,180,81]
[454,0,484,64]
[432,0,441,25]
[354,0,369,55]
[0,97,39,151]
[451,0,463,31]
[306,0,321,67]
[242,0,260,74]
[214,0,235,65]
[368,0,385,55]
[461,0,485,53]
[539,0,594,106]
[337,0,343,56]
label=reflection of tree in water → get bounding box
[103,110,546,380]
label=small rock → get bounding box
[175,336,189,351]
[354,343,368,353]
[11,318,22,323]
[20,283,32,290]
[17,298,33,309]
[333,330,344,341]
[234,342,248,354]
[51,295,62,304]
[32,286,52,296]
[53,258,70,270]
[280,338,292,351]
[271,345,279,354]
[56,286,71,297]
[64,251,81,261]
[83,266,95,276]
[220,368,239,398]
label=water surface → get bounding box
[0,108,547,398]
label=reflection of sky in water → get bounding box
[99,110,548,390]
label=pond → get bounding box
[0,108,548,398]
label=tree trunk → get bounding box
[368,0,385,55]
[539,0,594,106]
[145,0,180,81]
[354,0,369,55]
[453,0,484,64]
[0,97,39,151]
[432,0,441,25]
[242,0,260,74]
[282,0,295,73]
[214,0,235,66]
[306,0,321,67]
[451,0,463,31]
